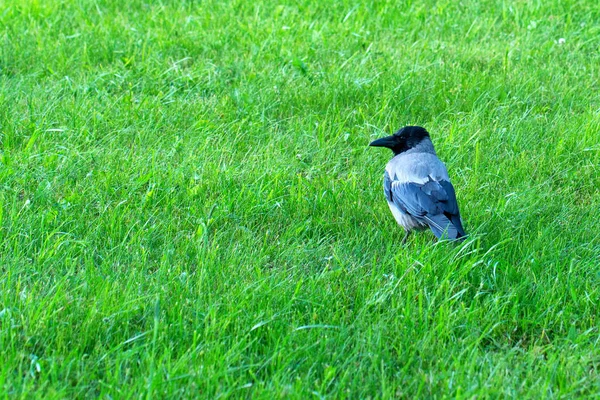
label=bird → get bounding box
[369,125,466,243]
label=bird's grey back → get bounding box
[384,137,449,183]
[385,152,450,184]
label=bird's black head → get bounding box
[369,126,430,155]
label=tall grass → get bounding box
[1,0,599,397]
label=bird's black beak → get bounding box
[369,135,396,148]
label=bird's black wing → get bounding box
[437,180,466,237]
[390,178,466,239]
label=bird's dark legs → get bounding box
[401,230,411,245]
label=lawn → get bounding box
[1,0,599,398]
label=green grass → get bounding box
[1,0,599,397]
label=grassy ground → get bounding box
[1,0,599,398]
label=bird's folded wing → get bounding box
[389,178,464,239]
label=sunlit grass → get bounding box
[1,0,599,397]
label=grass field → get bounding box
[1,0,599,397]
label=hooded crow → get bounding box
[369,126,466,243]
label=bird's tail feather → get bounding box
[424,214,464,240]
[450,214,467,239]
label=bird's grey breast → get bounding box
[382,156,433,231]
